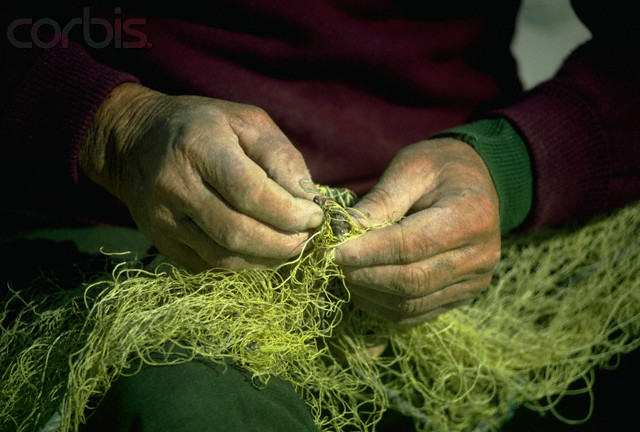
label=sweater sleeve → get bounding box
[0,34,139,225]
[434,0,640,233]
[491,0,640,231]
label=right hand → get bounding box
[334,138,501,324]
[80,83,323,272]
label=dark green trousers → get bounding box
[79,358,319,432]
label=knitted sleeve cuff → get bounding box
[431,118,533,234]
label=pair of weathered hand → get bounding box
[80,82,500,325]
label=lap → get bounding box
[79,357,319,432]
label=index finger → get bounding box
[202,139,323,232]
[335,192,490,266]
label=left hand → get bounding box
[80,83,323,272]
[334,138,501,325]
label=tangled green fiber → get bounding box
[2,187,640,432]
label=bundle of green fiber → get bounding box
[1,187,640,432]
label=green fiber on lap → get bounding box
[2,187,640,432]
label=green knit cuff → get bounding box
[432,118,533,234]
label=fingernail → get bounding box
[331,248,343,264]
[313,195,326,206]
[307,204,325,227]
[299,179,317,194]
[346,208,365,219]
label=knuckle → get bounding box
[396,229,412,262]
[460,275,491,299]
[395,298,421,316]
[460,282,481,300]
[261,141,306,176]
[165,104,224,136]
[223,165,267,212]
[394,144,423,164]
[488,246,501,268]
[247,104,268,117]
[360,186,397,221]
[470,192,499,234]
[395,265,430,295]
[276,144,304,164]
[226,104,273,136]
[244,105,272,125]
[238,180,266,211]
[480,273,494,290]
[388,297,431,325]
[217,228,249,252]
[479,242,501,273]
[396,225,433,263]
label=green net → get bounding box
[2,187,640,432]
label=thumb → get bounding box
[353,153,437,225]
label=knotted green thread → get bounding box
[2,189,640,432]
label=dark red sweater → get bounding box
[1,1,639,232]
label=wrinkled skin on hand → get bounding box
[80,83,323,272]
[81,83,500,324]
[335,138,501,325]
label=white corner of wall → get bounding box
[511,0,591,90]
